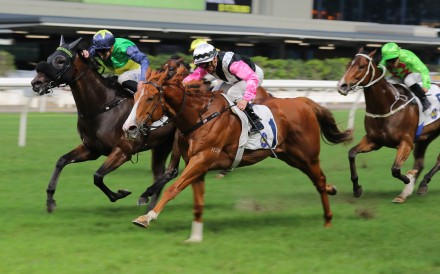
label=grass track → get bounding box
[1,110,440,274]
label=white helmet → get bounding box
[193,43,218,65]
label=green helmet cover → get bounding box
[381,42,400,61]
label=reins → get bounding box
[353,53,415,118]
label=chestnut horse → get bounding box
[337,49,440,202]
[123,67,352,241]
[31,36,177,212]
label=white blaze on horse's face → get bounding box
[122,89,146,133]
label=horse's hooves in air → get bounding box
[117,189,132,199]
[392,196,406,203]
[417,185,428,196]
[137,196,149,206]
[326,185,337,195]
[132,216,149,229]
[353,185,363,198]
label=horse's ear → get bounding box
[357,47,364,53]
[68,37,83,50]
[145,67,152,80]
[177,57,184,63]
[369,49,377,57]
[60,35,65,46]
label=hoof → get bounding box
[353,185,363,198]
[137,196,149,206]
[184,237,203,243]
[132,216,150,229]
[417,185,428,196]
[326,185,337,195]
[46,199,56,213]
[392,196,406,203]
[117,189,132,198]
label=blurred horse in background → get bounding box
[337,49,440,202]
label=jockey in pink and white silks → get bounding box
[183,43,264,133]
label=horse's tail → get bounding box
[303,98,353,145]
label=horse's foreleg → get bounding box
[139,134,180,209]
[418,152,440,196]
[94,147,131,202]
[391,140,413,184]
[46,144,98,213]
[348,136,379,198]
[185,175,206,243]
[132,153,212,235]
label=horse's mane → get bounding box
[74,49,128,97]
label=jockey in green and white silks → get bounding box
[380,42,431,111]
[84,29,150,93]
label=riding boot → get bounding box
[244,104,264,133]
[121,80,137,97]
[410,83,431,111]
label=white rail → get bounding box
[0,78,364,147]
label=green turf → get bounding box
[1,110,440,274]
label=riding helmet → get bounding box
[189,38,208,52]
[381,42,400,61]
[193,43,218,65]
[92,30,115,50]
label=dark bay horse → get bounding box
[31,36,177,212]
[337,49,440,202]
[123,67,353,241]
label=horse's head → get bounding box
[31,36,82,95]
[123,69,170,140]
[161,56,190,80]
[337,49,382,95]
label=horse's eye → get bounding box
[53,56,66,69]
[147,96,154,101]
[359,65,366,70]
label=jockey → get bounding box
[188,38,208,72]
[82,30,150,95]
[380,42,431,111]
[183,43,264,133]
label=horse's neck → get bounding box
[363,79,402,110]
[163,86,204,128]
[69,63,117,112]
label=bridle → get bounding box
[348,53,387,92]
[138,80,231,136]
[352,53,415,118]
[138,80,187,135]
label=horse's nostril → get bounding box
[128,125,138,133]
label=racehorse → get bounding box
[31,36,177,212]
[123,67,353,241]
[337,49,440,202]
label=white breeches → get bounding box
[118,68,141,84]
[212,66,264,102]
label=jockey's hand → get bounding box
[422,87,428,93]
[137,81,145,92]
[81,50,89,58]
[236,99,248,111]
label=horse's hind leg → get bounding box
[348,136,380,198]
[46,144,98,213]
[281,151,333,227]
[185,175,206,242]
[418,152,440,196]
[93,147,132,202]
